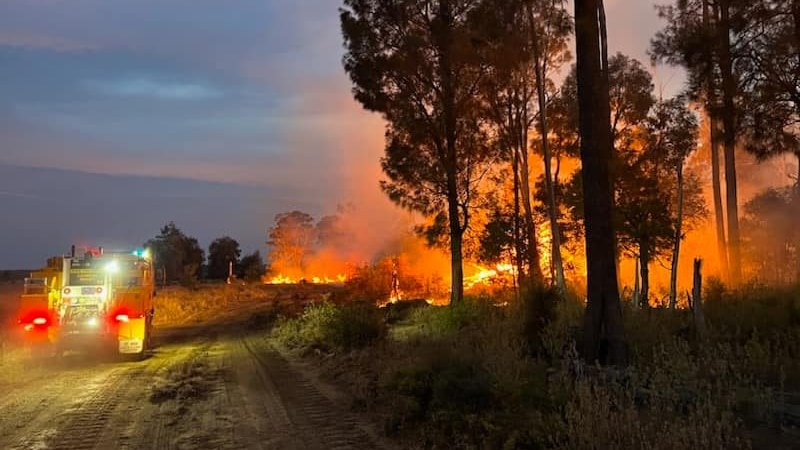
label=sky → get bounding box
[0,0,682,269]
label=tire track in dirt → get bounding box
[44,367,140,450]
[115,336,218,450]
[242,336,384,450]
[228,337,300,449]
[2,336,216,450]
[0,367,84,449]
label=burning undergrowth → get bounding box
[263,206,524,304]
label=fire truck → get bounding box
[18,247,155,357]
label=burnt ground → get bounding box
[0,285,392,450]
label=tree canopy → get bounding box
[207,236,241,280]
[145,222,204,285]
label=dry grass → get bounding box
[287,285,800,449]
[153,283,342,327]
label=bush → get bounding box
[385,348,497,445]
[537,292,584,361]
[272,301,386,352]
[520,286,565,357]
[328,303,387,350]
[407,297,493,338]
[382,299,430,324]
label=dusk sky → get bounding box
[0,0,682,269]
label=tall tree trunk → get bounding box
[530,4,566,294]
[439,0,465,305]
[633,255,640,307]
[447,193,465,305]
[710,116,729,281]
[639,241,650,309]
[520,114,544,286]
[717,0,742,285]
[669,161,685,309]
[575,0,627,366]
[512,131,526,287]
[704,0,729,283]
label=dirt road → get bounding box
[0,317,389,449]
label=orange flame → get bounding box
[464,263,516,290]
[266,273,348,285]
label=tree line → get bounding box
[340,0,800,365]
[144,222,265,285]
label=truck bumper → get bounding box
[58,332,114,351]
[117,317,147,354]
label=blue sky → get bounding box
[0,0,681,269]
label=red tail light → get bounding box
[32,317,48,325]
[115,314,130,323]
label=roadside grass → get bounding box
[153,283,340,327]
[272,301,386,352]
[275,283,800,449]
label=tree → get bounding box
[555,54,656,284]
[574,0,627,365]
[476,0,571,291]
[615,148,675,309]
[145,222,204,285]
[475,0,543,286]
[207,236,241,280]
[652,0,755,285]
[739,0,800,186]
[478,204,518,266]
[528,0,572,293]
[238,251,266,282]
[643,99,703,308]
[653,0,731,282]
[266,211,316,278]
[341,0,497,304]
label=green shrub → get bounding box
[382,299,430,324]
[408,297,493,338]
[705,284,800,333]
[272,301,386,351]
[327,303,387,350]
[385,348,496,444]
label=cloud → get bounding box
[85,77,223,100]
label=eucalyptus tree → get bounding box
[341,0,498,304]
[574,0,627,365]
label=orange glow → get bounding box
[537,222,553,280]
[464,263,516,290]
[266,273,348,285]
